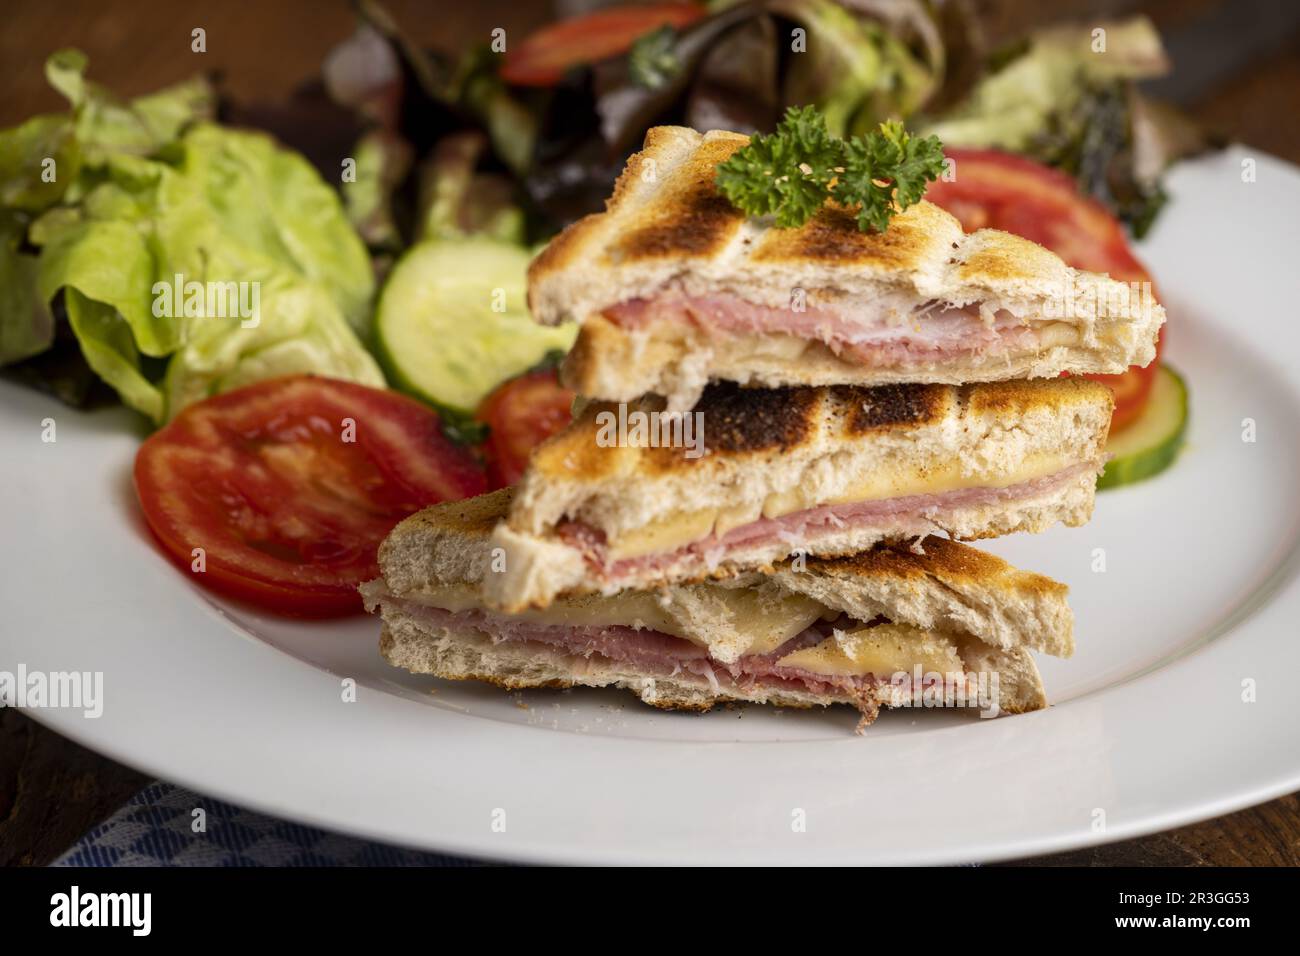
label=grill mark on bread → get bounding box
[611,138,745,261]
[615,189,741,259]
[750,201,957,267]
[693,382,818,453]
[637,383,820,472]
[837,383,948,433]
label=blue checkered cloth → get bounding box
[52,782,478,867]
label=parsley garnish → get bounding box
[715,106,946,233]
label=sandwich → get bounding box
[365,489,1073,728]
[471,376,1112,611]
[528,126,1165,409]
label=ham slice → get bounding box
[559,463,1091,583]
[605,294,1039,366]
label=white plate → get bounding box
[4,146,1300,865]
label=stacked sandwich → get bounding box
[365,127,1163,728]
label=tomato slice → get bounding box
[926,148,1151,281]
[1088,326,1161,431]
[501,3,705,86]
[134,376,485,616]
[476,367,575,490]
[924,148,1162,430]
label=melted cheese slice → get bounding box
[776,624,965,678]
[680,586,828,660]
[1034,320,1081,348]
[605,452,1070,560]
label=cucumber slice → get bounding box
[1097,364,1188,490]
[375,239,576,414]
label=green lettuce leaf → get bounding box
[0,115,80,212]
[0,213,55,365]
[30,124,382,421]
[176,124,375,338]
[45,49,216,164]
[62,288,164,421]
[920,18,1168,153]
[773,0,938,138]
[164,267,383,414]
[37,217,164,351]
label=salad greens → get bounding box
[0,51,382,422]
[774,0,937,139]
[0,4,1217,429]
[0,213,53,366]
[628,26,681,91]
[716,107,945,231]
[919,18,1178,235]
[921,19,1168,155]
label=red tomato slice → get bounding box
[1097,331,1162,432]
[926,148,1150,281]
[477,367,575,490]
[134,376,485,616]
[924,148,1162,430]
[501,3,705,87]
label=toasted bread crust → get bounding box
[965,376,1110,416]
[527,125,1163,322]
[955,228,1067,285]
[385,486,512,543]
[805,536,1069,605]
[526,126,723,297]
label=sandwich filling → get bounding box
[370,589,1000,726]
[606,294,1089,367]
[555,460,1095,582]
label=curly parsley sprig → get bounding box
[715,106,946,233]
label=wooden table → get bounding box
[3,0,1299,867]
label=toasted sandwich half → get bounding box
[366,489,1071,728]
[529,126,1164,409]
[473,377,1110,611]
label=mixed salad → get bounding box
[0,1,1200,616]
